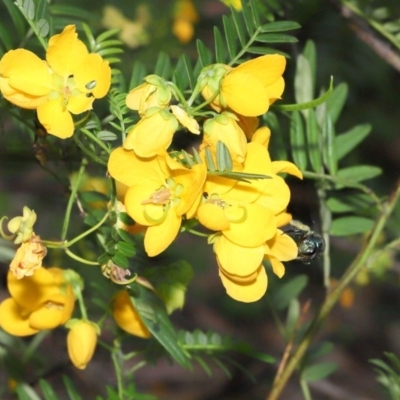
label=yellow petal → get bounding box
[74,53,111,98]
[47,25,88,77]
[67,92,94,114]
[197,203,230,231]
[37,100,74,138]
[144,211,181,256]
[0,298,39,336]
[251,126,271,147]
[222,71,269,116]
[265,230,298,261]
[215,235,263,276]
[112,291,150,338]
[268,257,286,278]
[265,76,285,102]
[272,160,303,179]
[219,265,267,303]
[224,204,276,247]
[7,268,55,311]
[29,306,64,330]
[236,55,286,88]
[0,77,47,109]
[123,110,178,157]
[0,49,52,96]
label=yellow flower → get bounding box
[111,290,151,338]
[200,55,286,116]
[67,319,98,369]
[202,112,247,163]
[108,148,206,256]
[0,267,75,336]
[123,107,179,157]
[172,0,199,43]
[126,75,172,117]
[9,234,47,279]
[170,105,200,134]
[0,25,111,139]
[5,206,37,244]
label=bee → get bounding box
[284,220,325,264]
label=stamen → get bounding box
[141,188,172,205]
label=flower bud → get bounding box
[67,319,99,370]
[112,290,151,338]
[7,206,37,244]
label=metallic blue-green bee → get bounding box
[285,220,325,264]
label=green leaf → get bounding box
[330,216,375,236]
[290,111,307,170]
[272,275,309,310]
[3,0,26,38]
[256,33,298,43]
[322,113,337,175]
[194,355,212,376]
[211,27,225,65]
[241,0,256,35]
[306,108,322,172]
[230,7,246,46]
[295,54,313,106]
[326,192,374,213]
[129,61,147,89]
[116,242,136,258]
[327,82,348,124]
[285,298,300,338]
[308,342,334,361]
[49,4,95,22]
[0,23,14,52]
[97,130,117,141]
[196,39,213,67]
[111,252,129,269]
[36,18,49,37]
[303,40,317,94]
[274,76,334,111]
[39,379,57,400]
[336,165,382,185]
[131,285,191,369]
[247,46,289,56]
[173,54,194,91]
[216,141,233,172]
[301,362,337,382]
[259,21,301,32]
[15,383,41,400]
[62,376,82,400]
[335,124,371,160]
[154,52,171,79]
[222,15,237,60]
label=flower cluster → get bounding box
[108,54,302,302]
[0,25,111,139]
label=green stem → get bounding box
[80,128,111,155]
[300,379,313,400]
[73,135,107,165]
[186,229,209,238]
[16,8,47,50]
[342,0,400,52]
[111,342,125,399]
[267,178,400,400]
[66,211,110,247]
[61,159,87,240]
[75,285,88,320]
[64,248,99,265]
